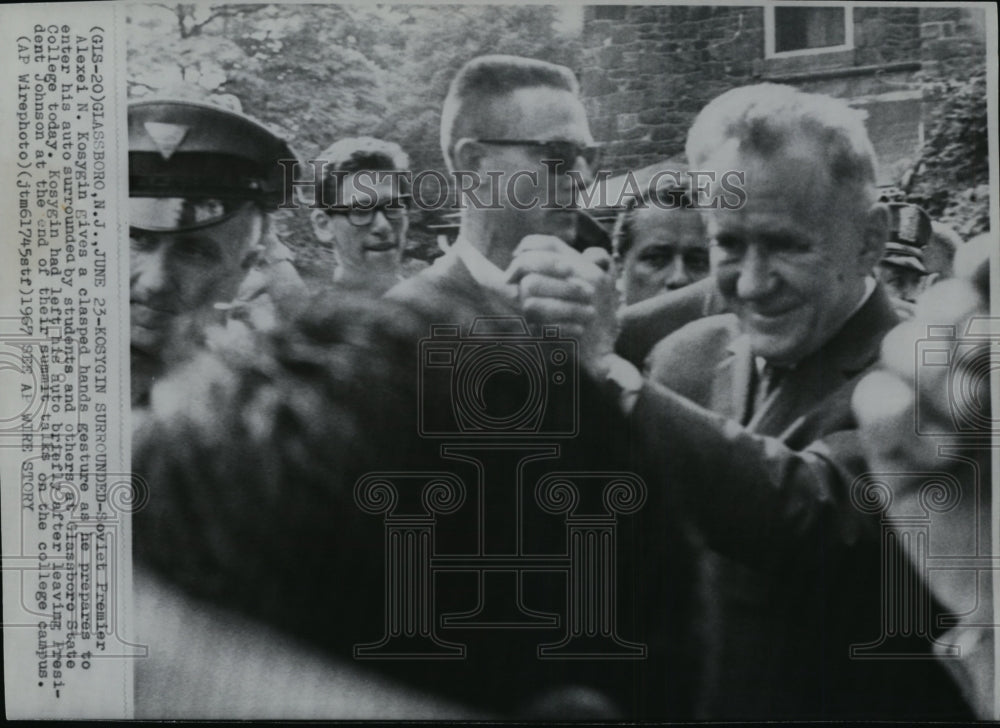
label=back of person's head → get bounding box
[440,55,578,169]
[133,292,429,650]
[132,288,640,716]
[685,83,878,206]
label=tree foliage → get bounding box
[908,71,990,238]
[127,4,581,282]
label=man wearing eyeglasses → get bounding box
[383,56,641,719]
[128,98,303,406]
[310,137,411,296]
[387,54,604,317]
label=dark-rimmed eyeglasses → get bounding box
[327,200,408,227]
[471,139,602,169]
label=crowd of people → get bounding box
[127,54,993,719]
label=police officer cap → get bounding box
[129,98,297,232]
[882,201,932,275]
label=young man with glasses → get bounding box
[310,137,411,296]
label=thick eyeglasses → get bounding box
[473,139,602,168]
[328,201,408,227]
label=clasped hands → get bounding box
[504,234,618,375]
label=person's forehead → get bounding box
[339,172,402,200]
[633,206,706,240]
[707,148,851,231]
[494,86,591,140]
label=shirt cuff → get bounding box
[595,353,644,415]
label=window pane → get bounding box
[775,7,846,53]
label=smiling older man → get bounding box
[514,83,974,720]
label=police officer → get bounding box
[875,201,933,316]
[128,98,305,405]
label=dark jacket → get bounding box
[633,285,971,719]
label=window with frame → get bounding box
[765,6,854,58]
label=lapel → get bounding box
[712,334,754,423]
[721,285,899,436]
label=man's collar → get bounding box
[451,235,518,301]
[852,275,877,320]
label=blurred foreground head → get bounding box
[134,293,424,621]
[132,290,634,717]
[852,231,993,718]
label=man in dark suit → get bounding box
[386,55,601,319]
[383,56,660,718]
[516,83,971,719]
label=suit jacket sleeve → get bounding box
[630,379,876,575]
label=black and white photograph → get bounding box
[1,1,997,721]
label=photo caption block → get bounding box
[0,2,133,719]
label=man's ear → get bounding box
[452,138,486,172]
[860,202,890,271]
[311,209,335,243]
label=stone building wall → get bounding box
[580,5,987,185]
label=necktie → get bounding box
[750,362,785,420]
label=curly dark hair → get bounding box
[133,288,659,717]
